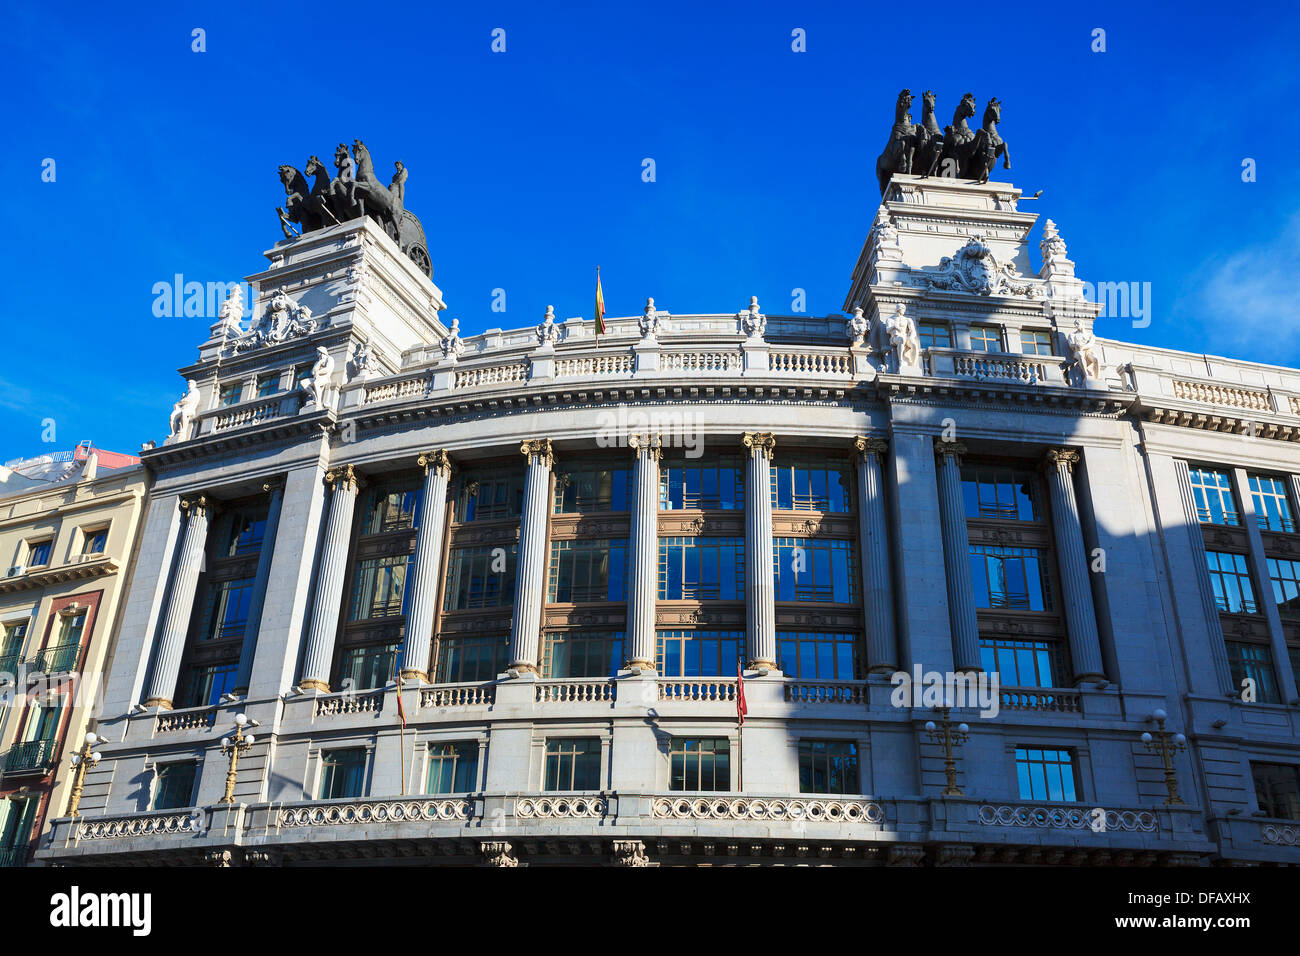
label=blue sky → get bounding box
[2,0,1297,460]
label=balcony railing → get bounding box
[3,739,56,775]
[784,681,866,705]
[28,642,84,674]
[535,680,615,703]
[658,678,737,701]
[0,845,28,868]
[999,687,1082,713]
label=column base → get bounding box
[508,662,538,675]
[230,687,248,697]
[142,697,172,710]
[400,669,428,683]
[746,659,778,672]
[625,659,655,671]
[1072,672,1105,685]
[298,678,330,693]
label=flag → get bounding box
[736,660,747,726]
[393,648,407,728]
[594,267,607,339]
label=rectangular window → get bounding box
[363,489,421,534]
[82,527,108,555]
[773,538,856,603]
[293,364,313,389]
[0,797,37,862]
[917,321,951,350]
[1250,475,1296,533]
[659,457,744,511]
[349,555,412,621]
[337,642,398,690]
[0,621,27,673]
[961,466,1038,521]
[178,663,238,709]
[1206,551,1257,613]
[1268,557,1300,619]
[435,634,510,683]
[427,742,479,794]
[218,382,243,406]
[657,537,744,600]
[256,372,280,397]
[969,325,1002,352]
[57,611,87,647]
[1226,641,1280,703]
[798,740,859,795]
[969,545,1051,611]
[1015,747,1079,801]
[457,474,524,522]
[543,738,602,791]
[26,540,52,567]
[669,737,730,792]
[656,630,743,677]
[319,748,367,799]
[777,631,858,680]
[553,466,632,513]
[770,459,853,513]
[151,762,198,810]
[225,509,267,556]
[547,538,629,603]
[543,631,624,678]
[980,637,1065,688]
[1189,467,1239,525]
[203,578,255,640]
[1251,763,1300,820]
[1020,330,1054,356]
[444,545,517,610]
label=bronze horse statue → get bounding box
[938,93,978,180]
[914,90,945,179]
[967,97,1011,184]
[276,164,322,238]
[875,89,917,194]
[348,139,404,241]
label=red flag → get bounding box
[736,661,747,726]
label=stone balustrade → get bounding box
[998,687,1082,713]
[657,678,737,701]
[534,679,615,703]
[313,689,384,717]
[420,683,496,708]
[155,706,217,733]
[783,681,866,705]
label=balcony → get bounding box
[27,642,84,674]
[3,738,56,776]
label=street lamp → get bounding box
[924,707,971,796]
[67,732,108,817]
[1141,708,1187,805]
[219,714,256,804]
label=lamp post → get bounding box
[924,707,970,796]
[66,732,108,817]
[1141,708,1187,806]
[219,714,256,804]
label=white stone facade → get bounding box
[36,177,1300,867]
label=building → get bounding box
[35,171,1300,868]
[0,444,145,866]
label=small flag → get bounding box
[393,648,407,728]
[736,660,748,726]
[594,267,607,339]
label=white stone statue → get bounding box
[639,297,666,339]
[537,305,560,345]
[885,304,920,372]
[738,296,766,338]
[1067,319,1103,384]
[441,317,464,359]
[1040,219,1068,262]
[347,342,374,381]
[169,380,200,439]
[216,285,245,333]
[302,347,335,406]
[869,207,903,263]
[846,307,870,347]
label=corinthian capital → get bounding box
[742,432,776,458]
[418,449,453,477]
[1042,447,1081,472]
[933,438,968,464]
[520,438,555,469]
[325,464,359,492]
[854,436,889,461]
[628,433,663,460]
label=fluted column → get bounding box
[626,434,662,669]
[934,440,980,672]
[143,496,212,709]
[232,480,284,696]
[743,432,777,670]
[402,450,453,681]
[854,437,897,673]
[509,439,554,673]
[300,465,361,692]
[1041,449,1106,682]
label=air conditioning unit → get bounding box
[6,565,24,577]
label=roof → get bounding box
[0,443,141,498]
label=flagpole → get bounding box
[595,265,601,351]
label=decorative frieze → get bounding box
[978,804,1158,833]
[652,796,884,825]
[278,799,472,828]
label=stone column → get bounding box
[743,432,777,670]
[401,450,453,681]
[232,480,284,696]
[934,440,980,672]
[626,434,662,669]
[143,496,212,709]
[1041,449,1106,682]
[509,439,554,673]
[299,466,361,692]
[854,437,897,673]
